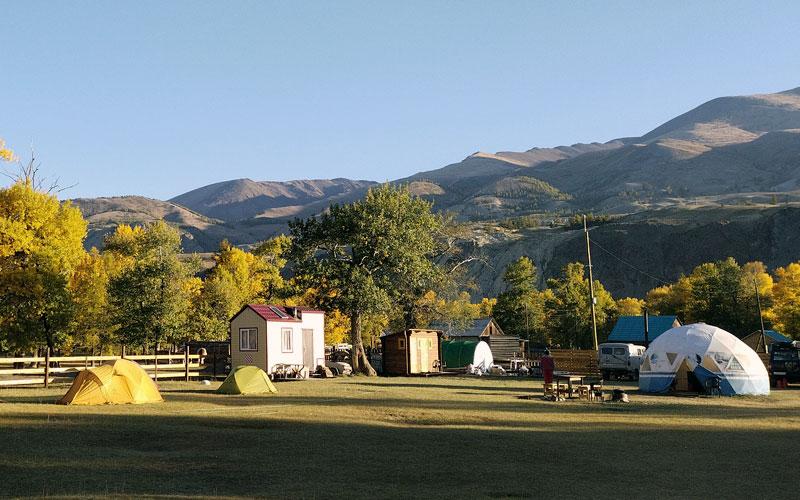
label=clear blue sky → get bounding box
[2,1,799,199]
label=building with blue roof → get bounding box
[606,315,681,345]
[741,329,793,353]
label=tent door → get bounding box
[303,329,314,373]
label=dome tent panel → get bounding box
[639,323,769,396]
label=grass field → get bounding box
[2,376,799,498]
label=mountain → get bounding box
[68,85,800,297]
[170,178,377,221]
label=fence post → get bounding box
[184,344,190,382]
[44,347,51,388]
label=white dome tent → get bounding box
[639,323,769,396]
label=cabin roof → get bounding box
[607,315,679,343]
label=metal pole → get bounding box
[44,347,51,388]
[584,215,599,350]
[754,278,767,353]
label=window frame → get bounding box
[239,327,258,351]
[282,327,294,353]
[398,337,406,350]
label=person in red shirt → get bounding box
[541,349,555,385]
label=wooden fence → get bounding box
[0,353,205,388]
[529,349,600,376]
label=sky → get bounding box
[2,1,799,200]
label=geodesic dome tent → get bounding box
[639,323,769,396]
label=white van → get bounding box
[599,343,646,380]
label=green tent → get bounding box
[217,365,278,395]
[442,339,493,370]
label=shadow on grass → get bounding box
[1,410,796,498]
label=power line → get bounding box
[588,236,672,286]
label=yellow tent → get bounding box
[217,365,277,395]
[58,359,163,405]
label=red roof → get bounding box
[242,304,324,322]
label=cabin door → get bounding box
[303,329,314,372]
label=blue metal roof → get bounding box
[765,330,792,343]
[606,315,680,343]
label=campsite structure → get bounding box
[741,329,793,353]
[59,359,163,405]
[229,305,325,378]
[217,365,277,395]
[606,315,681,346]
[639,323,770,396]
[381,329,442,376]
[441,339,493,371]
[432,317,522,367]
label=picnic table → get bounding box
[554,372,584,398]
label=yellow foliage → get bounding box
[766,262,800,338]
[0,138,16,162]
[616,297,645,316]
[324,309,350,345]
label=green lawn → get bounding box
[2,376,798,498]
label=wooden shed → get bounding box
[380,329,442,376]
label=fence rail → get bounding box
[0,353,205,388]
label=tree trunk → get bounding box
[350,312,376,376]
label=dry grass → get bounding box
[1,376,798,498]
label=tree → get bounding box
[0,138,16,162]
[616,297,645,316]
[195,238,290,340]
[0,174,87,353]
[493,257,548,343]
[106,222,198,351]
[289,184,443,375]
[767,262,800,339]
[544,262,615,348]
[68,249,118,352]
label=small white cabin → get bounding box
[230,304,325,378]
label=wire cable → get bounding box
[588,237,672,286]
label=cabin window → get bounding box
[398,337,406,350]
[613,348,626,355]
[601,347,612,355]
[282,328,293,352]
[239,328,258,351]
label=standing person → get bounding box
[541,349,555,385]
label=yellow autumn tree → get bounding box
[0,176,87,352]
[767,262,800,339]
[616,297,645,316]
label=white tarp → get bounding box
[639,323,769,396]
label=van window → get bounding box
[613,348,626,355]
[601,347,612,354]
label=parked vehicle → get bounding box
[599,342,645,380]
[770,342,800,387]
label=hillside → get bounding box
[170,178,376,221]
[68,85,800,298]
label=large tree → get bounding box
[289,184,443,374]
[105,222,197,351]
[493,257,548,343]
[0,171,87,353]
[767,262,800,339]
[544,262,615,348]
[195,237,290,340]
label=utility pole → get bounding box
[754,277,767,353]
[584,215,599,350]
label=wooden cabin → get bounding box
[380,329,442,376]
